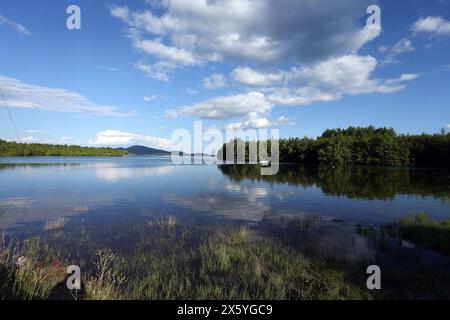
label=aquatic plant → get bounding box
[0,229,369,300]
[146,216,177,231]
[43,217,67,232]
[383,213,450,256]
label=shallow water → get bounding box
[1,156,450,258]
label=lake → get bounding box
[2,157,450,299]
[1,157,450,229]
[1,157,450,242]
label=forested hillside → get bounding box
[0,140,127,157]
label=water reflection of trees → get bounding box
[218,164,450,201]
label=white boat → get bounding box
[259,160,270,166]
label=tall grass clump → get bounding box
[383,213,450,256]
[0,237,67,299]
[43,217,67,232]
[146,216,177,231]
[84,249,125,300]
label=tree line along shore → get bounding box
[218,126,450,167]
[1,126,449,166]
[0,140,127,157]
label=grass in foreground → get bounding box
[0,227,369,300]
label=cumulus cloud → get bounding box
[166,91,271,120]
[413,16,450,36]
[133,60,177,82]
[0,75,132,116]
[20,136,39,143]
[110,0,380,78]
[273,116,295,126]
[0,13,31,36]
[202,73,226,90]
[226,114,294,130]
[167,55,419,123]
[232,67,284,87]
[133,38,198,65]
[108,1,418,128]
[89,130,176,150]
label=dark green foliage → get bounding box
[218,126,450,166]
[0,140,127,157]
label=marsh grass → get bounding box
[382,213,450,257]
[43,217,67,233]
[352,213,450,299]
[0,237,67,299]
[84,249,125,300]
[4,215,450,300]
[146,216,177,231]
[0,225,370,300]
[113,227,369,300]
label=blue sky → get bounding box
[0,0,449,150]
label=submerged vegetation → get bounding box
[43,217,67,233]
[219,126,450,167]
[2,213,450,300]
[0,139,127,157]
[0,225,370,300]
[382,213,450,257]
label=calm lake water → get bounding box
[1,156,450,259]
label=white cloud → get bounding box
[133,60,177,82]
[226,114,294,130]
[226,116,271,130]
[0,14,31,36]
[273,116,295,126]
[166,91,271,120]
[108,1,417,124]
[20,136,39,143]
[232,67,284,87]
[89,130,176,150]
[168,55,419,121]
[391,39,415,55]
[143,95,158,101]
[202,73,226,90]
[380,38,415,66]
[95,165,176,183]
[413,16,450,36]
[24,129,45,134]
[184,88,198,95]
[0,75,132,116]
[111,0,379,77]
[110,5,130,22]
[384,73,420,84]
[97,65,119,72]
[132,38,198,65]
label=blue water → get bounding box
[0,157,449,236]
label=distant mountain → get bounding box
[120,145,171,156]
